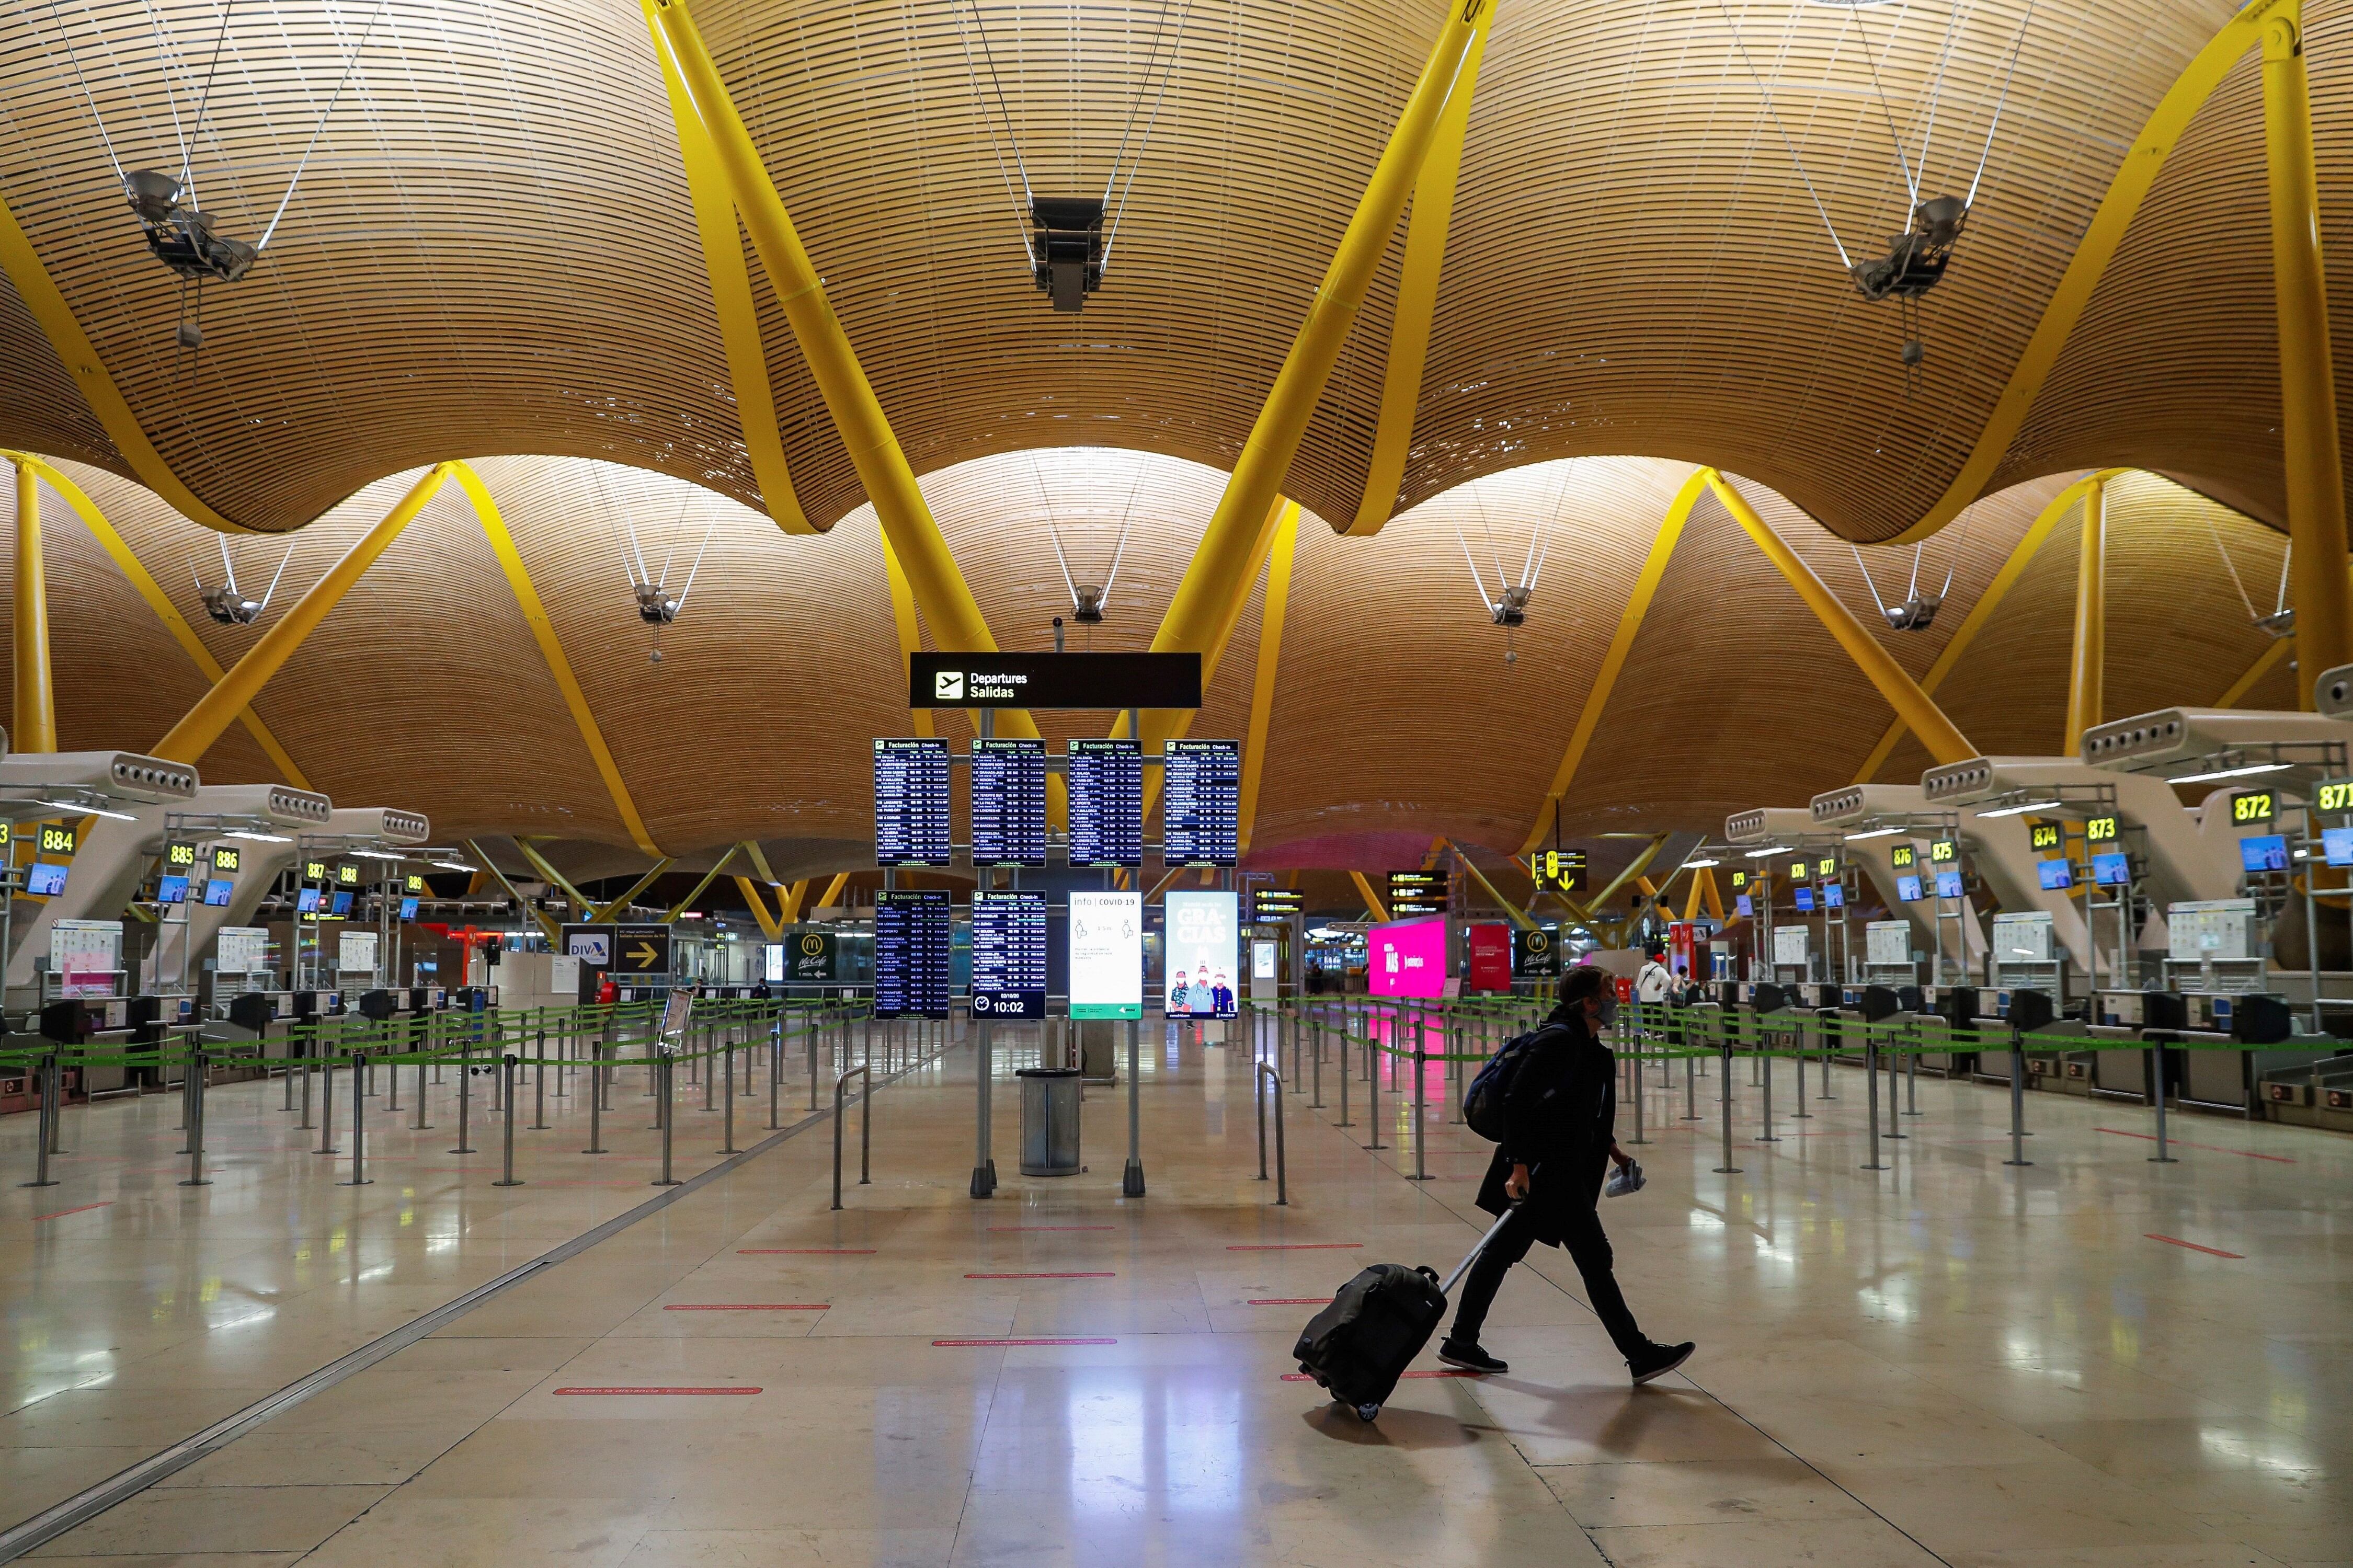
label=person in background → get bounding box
[1635,941,1676,1046]
[1440,962,1694,1386]
[1211,970,1233,1015]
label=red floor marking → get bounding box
[527,1181,644,1189]
[1282,1369,1481,1381]
[2145,1234,2246,1259]
[964,1271,1115,1279]
[932,1337,1118,1347]
[987,1225,1116,1231]
[1226,1243,1361,1251]
[2097,1128,2293,1163]
[738,1248,875,1255]
[1247,1298,1333,1306]
[664,1303,829,1311]
[554,1386,761,1395]
[32,1201,112,1222]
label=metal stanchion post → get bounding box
[1883,1033,1906,1140]
[2150,1042,2177,1163]
[653,1047,680,1186]
[299,1035,314,1130]
[451,1035,475,1153]
[318,1048,338,1154]
[1337,1011,1351,1128]
[1861,1034,1887,1170]
[386,1030,401,1111]
[584,1038,606,1153]
[532,1028,547,1129]
[1791,1032,1812,1117]
[1713,1032,1741,1174]
[22,1054,60,1188]
[1757,1028,1779,1142]
[1256,1061,1288,1205]
[495,1054,521,1185]
[1682,1041,1701,1120]
[1311,1015,1323,1108]
[721,1029,737,1153]
[809,1015,821,1112]
[1627,1025,1648,1146]
[769,1017,783,1131]
[180,1044,210,1186]
[1410,1044,1430,1179]
[341,1049,371,1185]
[832,1063,871,1210]
[2004,1035,2031,1166]
[1363,1025,1383,1151]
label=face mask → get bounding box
[1594,996,1618,1026]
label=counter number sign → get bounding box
[304,859,328,881]
[1929,838,1959,864]
[338,864,361,886]
[1788,858,1808,882]
[2085,815,2119,843]
[2231,789,2276,826]
[1729,868,1748,888]
[212,845,241,873]
[406,873,426,894]
[39,824,75,856]
[2318,780,2353,816]
[1889,844,1916,869]
[2030,822,2062,852]
[166,841,198,869]
[1815,855,1837,878]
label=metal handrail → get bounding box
[1254,1061,1287,1206]
[832,1063,871,1210]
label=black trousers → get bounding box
[1450,1201,1647,1358]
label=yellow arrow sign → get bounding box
[626,942,662,968]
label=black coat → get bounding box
[1475,1014,1617,1246]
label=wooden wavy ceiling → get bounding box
[0,1,2344,542]
[0,448,2296,867]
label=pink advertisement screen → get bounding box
[1369,918,1448,998]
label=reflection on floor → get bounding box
[5,1017,2348,1567]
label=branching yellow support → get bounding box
[1707,472,1974,766]
[734,874,782,942]
[1350,869,1391,924]
[1236,501,1301,857]
[592,860,675,922]
[154,464,451,765]
[2063,476,2106,753]
[2261,1,2353,707]
[12,458,54,752]
[662,845,739,923]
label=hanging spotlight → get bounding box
[1071,582,1107,624]
[1490,584,1530,629]
[1849,195,1968,303]
[201,581,264,625]
[635,582,681,625]
[1030,197,1105,312]
[123,170,257,284]
[1883,592,1941,632]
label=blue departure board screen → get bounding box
[1162,738,1240,866]
[874,738,952,866]
[1794,888,1815,912]
[1896,874,1923,902]
[1067,739,1144,867]
[971,738,1048,868]
[970,888,1047,1020]
[874,889,953,1018]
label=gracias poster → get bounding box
[1163,889,1238,1018]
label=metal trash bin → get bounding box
[1018,1066,1083,1176]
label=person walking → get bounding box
[1439,963,1694,1384]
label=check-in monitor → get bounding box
[1823,883,1844,909]
[2036,859,2074,891]
[26,862,69,896]
[1934,870,1964,899]
[2238,834,2289,874]
[1794,888,1815,912]
[157,873,190,905]
[2326,827,2353,868]
[400,896,420,920]
[2092,852,2131,887]
[1895,874,1923,902]
[296,887,322,913]
[1735,895,1754,918]
[204,878,234,906]
[331,890,354,915]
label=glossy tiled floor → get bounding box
[5,1017,2349,1567]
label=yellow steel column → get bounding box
[1151,0,1489,661]
[734,875,783,942]
[2063,478,2106,752]
[153,464,450,764]
[1706,473,1975,766]
[12,457,55,752]
[2264,2,2353,707]
[1237,502,1301,858]
[1350,871,1391,924]
[649,5,1032,704]
[590,860,676,922]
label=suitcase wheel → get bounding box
[1355,1403,1380,1423]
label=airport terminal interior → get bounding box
[3,0,2353,1563]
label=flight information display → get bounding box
[970,889,1047,1020]
[874,889,953,1018]
[971,738,1049,867]
[1067,739,1144,867]
[1162,739,1240,866]
[873,738,952,866]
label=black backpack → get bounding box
[1461,1021,1569,1142]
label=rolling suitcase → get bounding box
[1291,1207,1517,1422]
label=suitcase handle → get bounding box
[1439,1204,1522,1297]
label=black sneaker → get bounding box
[1437,1338,1508,1375]
[1628,1340,1694,1386]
